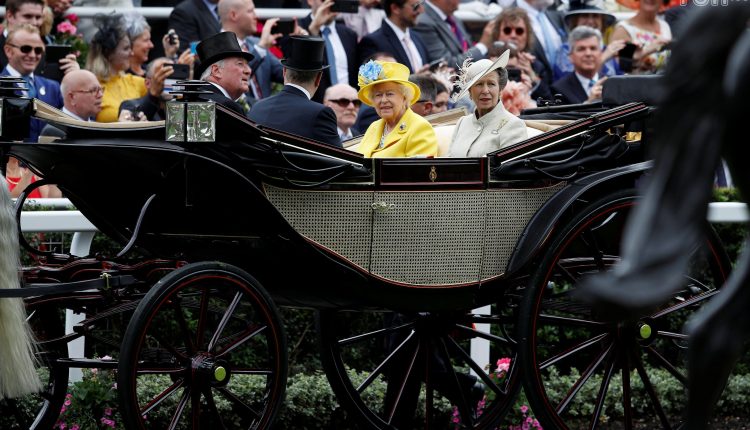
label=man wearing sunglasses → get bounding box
[358,0,429,74]
[1,24,64,142]
[0,0,44,69]
[323,83,361,141]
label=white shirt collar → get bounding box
[575,72,599,95]
[208,81,235,100]
[287,83,312,100]
[425,1,447,21]
[62,106,90,121]
[338,126,353,140]
[5,64,33,79]
[516,0,540,18]
[384,17,409,40]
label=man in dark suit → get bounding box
[514,0,566,83]
[358,0,429,74]
[413,0,493,68]
[218,0,284,100]
[249,36,341,147]
[169,0,222,55]
[195,31,254,115]
[323,83,360,141]
[550,26,605,105]
[2,24,63,142]
[298,0,359,103]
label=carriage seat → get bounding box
[33,99,164,142]
[432,119,567,157]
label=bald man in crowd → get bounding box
[323,83,360,141]
[40,69,103,138]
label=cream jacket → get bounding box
[448,102,528,158]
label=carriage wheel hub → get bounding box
[192,355,231,387]
[638,323,652,339]
[214,366,227,382]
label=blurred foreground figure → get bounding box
[579,5,750,429]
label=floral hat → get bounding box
[451,49,510,102]
[357,61,421,107]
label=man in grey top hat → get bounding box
[248,36,341,147]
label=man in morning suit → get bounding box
[298,0,359,103]
[413,0,493,69]
[514,0,566,84]
[195,31,254,116]
[550,26,606,105]
[248,36,342,147]
[358,0,429,74]
[169,0,222,55]
[218,0,284,100]
[1,24,63,142]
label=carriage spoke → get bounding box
[140,379,185,417]
[151,332,190,361]
[644,346,687,385]
[338,321,414,347]
[589,346,618,430]
[136,365,188,375]
[555,342,613,416]
[540,332,609,370]
[173,302,198,354]
[357,330,416,394]
[446,336,504,397]
[207,292,243,352]
[622,350,634,430]
[537,313,606,329]
[438,337,476,427]
[167,386,191,430]
[217,386,263,420]
[651,290,718,319]
[196,288,210,348]
[215,323,266,358]
[191,385,202,428]
[454,323,514,345]
[385,338,420,425]
[203,388,228,430]
[632,350,672,429]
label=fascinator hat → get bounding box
[452,49,510,102]
[564,0,616,29]
[357,61,421,107]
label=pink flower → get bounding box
[104,407,112,416]
[520,405,529,414]
[65,13,79,25]
[71,425,80,430]
[56,21,77,36]
[497,357,511,373]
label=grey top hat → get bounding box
[281,36,330,72]
[195,31,255,77]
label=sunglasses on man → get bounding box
[328,98,362,108]
[7,43,45,55]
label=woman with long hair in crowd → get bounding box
[86,14,146,122]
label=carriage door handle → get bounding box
[371,201,396,213]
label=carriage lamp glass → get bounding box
[165,100,216,143]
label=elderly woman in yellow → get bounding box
[86,14,147,122]
[449,51,528,158]
[356,61,438,158]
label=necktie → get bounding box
[536,13,557,65]
[213,5,220,23]
[445,16,468,52]
[321,27,338,84]
[403,35,419,72]
[23,75,37,99]
[240,40,263,99]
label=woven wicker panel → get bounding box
[264,185,374,270]
[481,182,566,280]
[371,191,486,286]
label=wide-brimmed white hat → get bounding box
[452,50,510,102]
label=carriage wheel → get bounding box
[318,296,522,429]
[118,262,287,430]
[518,190,730,430]
[0,303,69,430]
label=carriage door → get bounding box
[370,189,486,286]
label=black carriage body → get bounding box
[2,101,649,312]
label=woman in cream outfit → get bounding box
[356,61,438,158]
[449,51,528,158]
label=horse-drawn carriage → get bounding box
[0,78,728,430]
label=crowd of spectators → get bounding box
[2,0,691,186]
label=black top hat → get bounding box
[564,0,616,29]
[281,36,329,72]
[195,31,255,77]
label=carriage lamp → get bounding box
[0,77,33,141]
[165,81,216,143]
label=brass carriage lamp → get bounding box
[165,81,216,143]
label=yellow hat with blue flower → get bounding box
[357,61,421,107]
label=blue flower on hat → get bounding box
[358,61,384,87]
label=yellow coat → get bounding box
[358,109,438,158]
[97,73,147,123]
